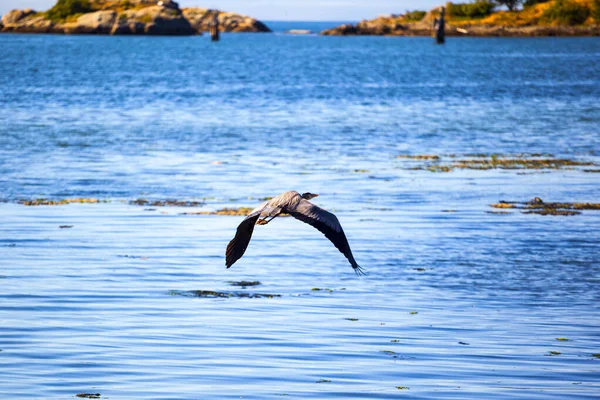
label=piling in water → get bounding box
[210,10,220,41]
[433,7,445,44]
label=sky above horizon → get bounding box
[0,0,442,21]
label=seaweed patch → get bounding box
[181,207,254,216]
[490,198,600,216]
[228,281,261,287]
[19,198,105,206]
[169,290,280,299]
[399,154,596,173]
[130,199,204,207]
[311,288,333,293]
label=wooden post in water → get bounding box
[210,10,220,42]
[433,6,446,44]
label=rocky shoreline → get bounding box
[321,3,600,37]
[0,0,271,35]
[322,22,600,37]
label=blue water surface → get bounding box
[0,33,599,399]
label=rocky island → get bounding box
[0,0,271,35]
[322,0,600,36]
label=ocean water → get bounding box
[0,33,599,399]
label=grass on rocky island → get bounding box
[442,0,600,27]
[45,0,91,22]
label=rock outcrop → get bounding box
[62,11,117,34]
[109,6,193,35]
[182,8,271,33]
[1,8,55,33]
[0,0,270,35]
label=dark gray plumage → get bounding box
[226,191,364,275]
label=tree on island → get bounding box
[495,0,523,11]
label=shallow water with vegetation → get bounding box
[1,34,599,399]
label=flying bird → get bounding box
[226,191,364,275]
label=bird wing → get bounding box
[225,203,266,268]
[283,199,364,275]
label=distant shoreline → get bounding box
[322,1,600,37]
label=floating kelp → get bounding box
[396,386,409,390]
[524,201,600,211]
[462,153,554,158]
[401,154,596,173]
[380,350,397,355]
[546,351,562,356]
[452,158,593,170]
[117,255,148,259]
[423,165,452,173]
[409,311,418,315]
[311,288,333,293]
[19,198,104,206]
[229,281,261,287]
[76,394,101,399]
[316,379,331,383]
[556,338,570,341]
[130,199,203,207]
[490,198,600,216]
[345,318,359,321]
[397,154,440,160]
[181,207,292,217]
[524,210,581,216]
[490,202,517,209]
[169,290,280,299]
[59,225,73,229]
[180,207,254,216]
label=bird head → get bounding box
[301,192,319,200]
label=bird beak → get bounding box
[313,194,319,198]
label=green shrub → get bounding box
[139,14,154,24]
[540,0,590,25]
[404,10,427,21]
[446,1,496,18]
[592,0,600,22]
[45,0,91,21]
[523,0,550,7]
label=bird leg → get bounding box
[256,215,277,225]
